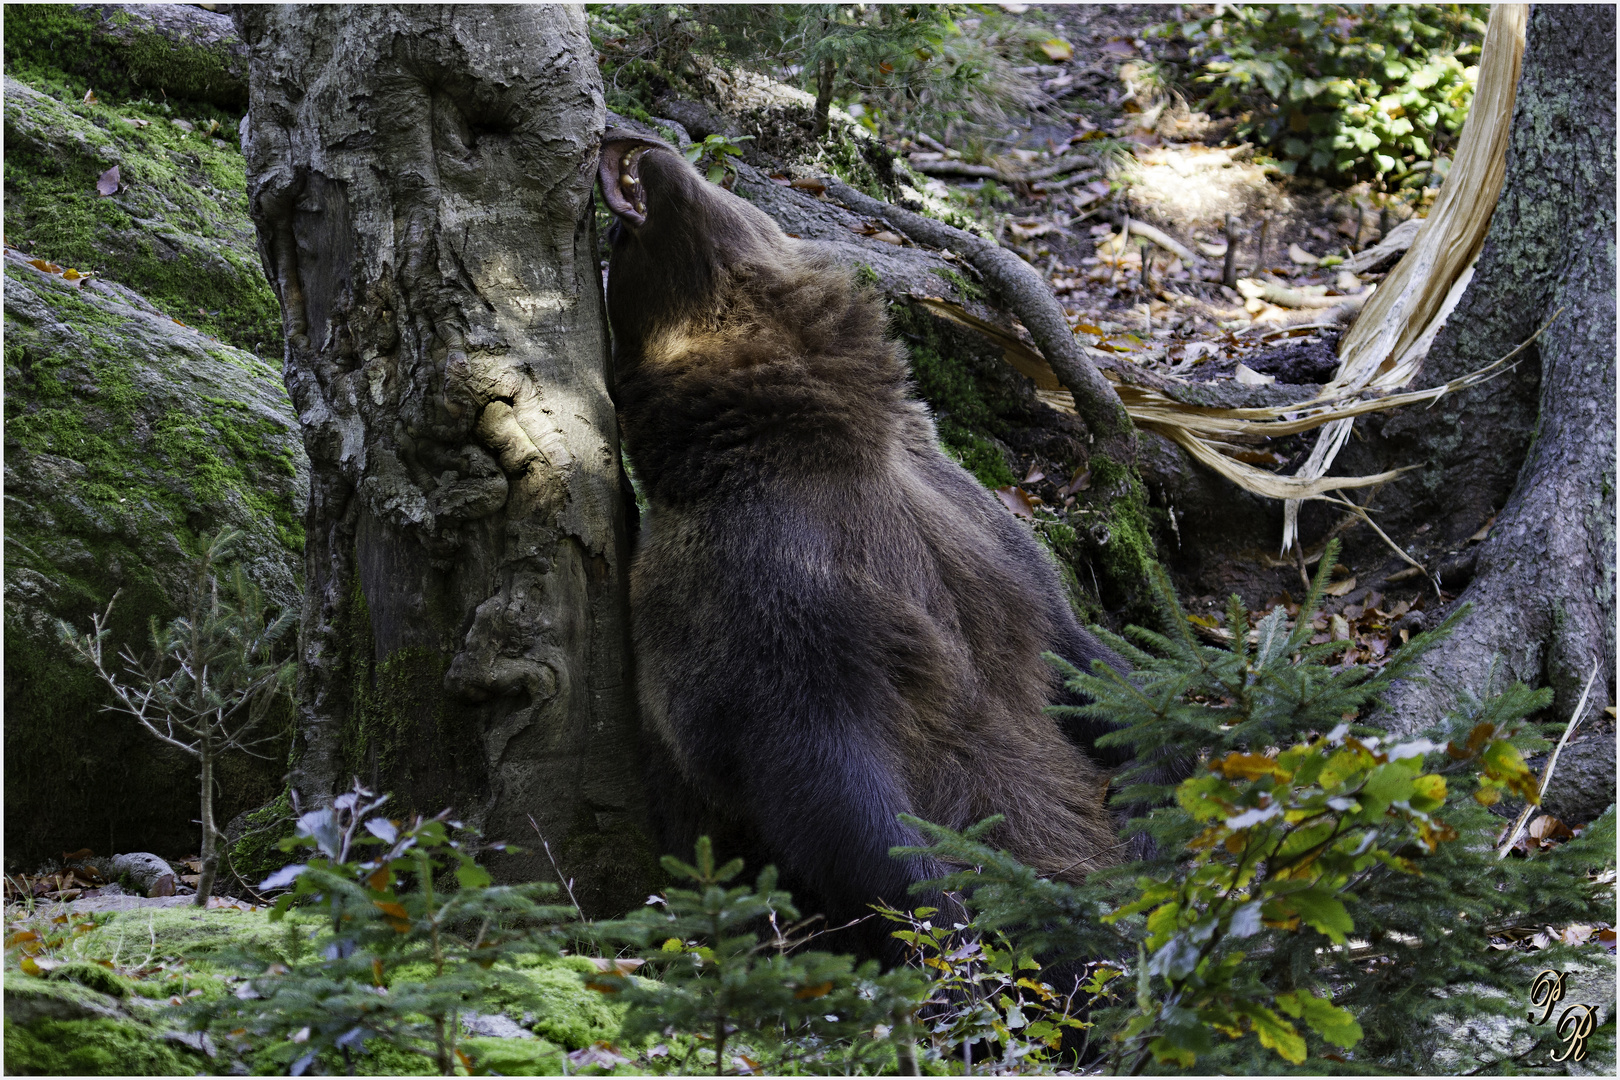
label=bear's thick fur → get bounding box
[600,131,1127,958]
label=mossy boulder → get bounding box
[3,248,306,867]
[3,74,278,351]
[3,1016,207,1076]
[3,971,126,1025]
[3,3,248,112]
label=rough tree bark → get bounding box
[819,178,1158,604]
[234,6,652,911]
[1356,8,1615,759]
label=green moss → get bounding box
[3,971,123,1023]
[3,1017,205,1076]
[71,907,312,971]
[853,262,881,290]
[328,570,488,816]
[1086,453,1159,613]
[892,304,1000,435]
[813,128,890,198]
[3,71,279,351]
[335,566,450,785]
[462,1035,567,1076]
[480,955,631,1050]
[225,793,296,887]
[1032,517,1106,625]
[5,274,302,558]
[888,301,1030,491]
[44,962,135,999]
[941,431,1016,490]
[930,265,987,304]
[3,4,246,113]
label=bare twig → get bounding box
[907,151,1095,184]
[1127,220,1197,265]
[1497,661,1602,858]
[1031,168,1102,193]
[528,815,586,923]
[1318,491,1430,580]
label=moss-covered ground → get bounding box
[2,905,631,1076]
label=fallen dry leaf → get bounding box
[995,486,1038,520]
[95,165,121,197]
[1039,37,1074,62]
[1234,362,1276,386]
[588,957,645,975]
[1288,242,1321,266]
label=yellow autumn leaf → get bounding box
[1039,38,1074,62]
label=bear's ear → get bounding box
[599,130,672,228]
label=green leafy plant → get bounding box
[877,893,1111,1071]
[193,783,573,1076]
[58,529,294,904]
[684,132,754,188]
[897,542,1612,1074]
[588,837,930,1075]
[1174,4,1489,179]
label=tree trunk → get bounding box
[234,5,652,912]
[1362,8,1615,753]
[196,745,217,906]
[813,57,836,140]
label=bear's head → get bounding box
[597,130,788,359]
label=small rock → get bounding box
[109,852,176,896]
[461,1011,535,1040]
[69,893,195,913]
[162,1030,217,1057]
[4,977,125,1024]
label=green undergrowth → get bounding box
[3,63,278,351]
[3,905,627,1076]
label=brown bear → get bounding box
[599,130,1129,958]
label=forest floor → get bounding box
[899,5,1425,377]
[881,4,1450,655]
